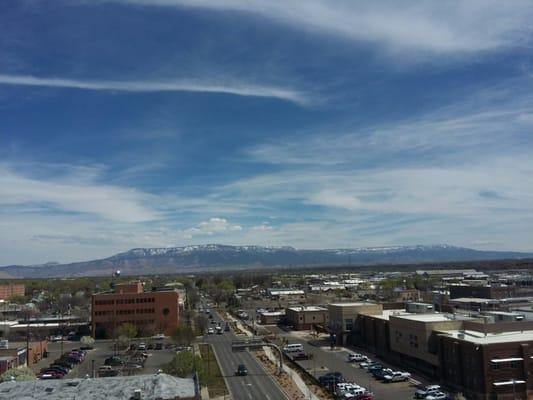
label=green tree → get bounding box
[0,366,35,382]
[116,322,137,339]
[80,335,95,349]
[163,350,210,386]
[171,323,196,346]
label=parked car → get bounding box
[236,364,248,376]
[415,385,442,399]
[319,371,344,386]
[104,356,124,366]
[359,360,374,368]
[155,342,163,350]
[47,365,69,375]
[207,327,214,334]
[426,392,449,400]
[138,343,146,351]
[383,371,411,382]
[224,324,230,332]
[38,371,64,379]
[362,362,382,371]
[372,368,393,380]
[366,363,384,372]
[292,352,312,360]
[153,333,165,340]
[347,353,368,363]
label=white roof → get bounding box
[330,302,376,307]
[287,306,327,312]
[0,373,196,400]
[391,313,459,323]
[440,329,533,344]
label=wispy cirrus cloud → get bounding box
[0,164,159,223]
[103,0,533,56]
[0,74,308,105]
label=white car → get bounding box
[415,385,441,399]
[152,333,165,340]
[383,371,410,382]
[138,343,146,350]
[347,353,368,362]
[207,327,214,334]
[426,392,448,400]
[359,360,374,368]
[343,388,367,398]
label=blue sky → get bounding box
[1,0,533,265]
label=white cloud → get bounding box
[0,165,158,223]
[0,74,308,105]
[183,217,242,238]
[105,0,533,55]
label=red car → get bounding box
[38,370,64,379]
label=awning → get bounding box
[490,358,523,363]
[493,380,525,387]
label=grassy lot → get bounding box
[199,343,229,398]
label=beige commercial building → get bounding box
[286,306,328,330]
[328,302,382,344]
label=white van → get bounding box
[283,343,304,353]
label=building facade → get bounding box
[91,282,180,338]
[285,306,328,330]
[439,329,533,400]
[0,284,25,300]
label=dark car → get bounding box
[366,363,384,372]
[105,356,124,366]
[292,352,313,360]
[318,371,344,385]
[224,324,230,332]
[372,368,392,380]
[236,364,248,376]
[48,365,69,374]
[155,342,163,350]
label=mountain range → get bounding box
[0,244,532,278]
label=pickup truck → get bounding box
[383,371,411,382]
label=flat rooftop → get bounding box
[287,306,327,312]
[329,302,377,307]
[364,309,408,321]
[440,329,533,345]
[0,373,196,400]
[392,313,460,323]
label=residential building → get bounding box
[91,281,180,338]
[286,306,328,330]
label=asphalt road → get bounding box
[204,311,288,400]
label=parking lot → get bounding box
[268,327,421,400]
[31,338,177,379]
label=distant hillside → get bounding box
[1,244,532,278]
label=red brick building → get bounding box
[439,327,533,400]
[0,284,25,300]
[91,282,180,339]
